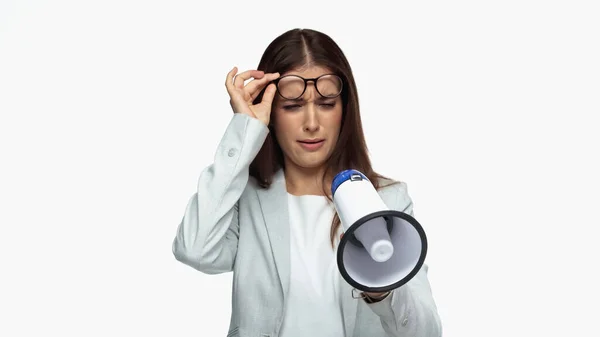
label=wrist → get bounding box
[363,291,391,303]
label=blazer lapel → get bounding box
[256,169,290,298]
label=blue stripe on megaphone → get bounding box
[331,169,369,196]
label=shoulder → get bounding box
[374,176,408,194]
[374,176,413,213]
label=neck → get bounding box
[284,163,333,196]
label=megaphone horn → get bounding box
[332,169,428,293]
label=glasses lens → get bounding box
[276,74,343,99]
[316,75,343,97]
[277,76,305,99]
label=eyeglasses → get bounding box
[272,73,343,100]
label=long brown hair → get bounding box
[250,28,399,247]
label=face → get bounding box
[271,65,343,171]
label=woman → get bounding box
[172,28,442,337]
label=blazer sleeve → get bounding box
[172,113,269,274]
[366,182,443,337]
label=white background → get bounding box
[1,0,599,336]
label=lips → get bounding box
[298,139,324,144]
[297,139,325,151]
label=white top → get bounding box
[279,193,345,337]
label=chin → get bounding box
[299,161,326,169]
[284,146,334,170]
[294,155,330,170]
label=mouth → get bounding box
[297,139,325,151]
[298,139,325,144]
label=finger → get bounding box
[247,73,280,100]
[234,70,264,89]
[225,66,238,95]
[250,83,268,101]
[258,83,277,107]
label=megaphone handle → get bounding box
[351,288,390,303]
[351,288,366,299]
[347,216,394,248]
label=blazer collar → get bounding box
[256,168,358,335]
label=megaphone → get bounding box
[332,169,428,293]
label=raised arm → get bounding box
[172,67,280,274]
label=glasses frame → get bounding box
[272,73,343,100]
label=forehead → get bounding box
[282,64,333,78]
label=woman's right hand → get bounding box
[225,67,280,126]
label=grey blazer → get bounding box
[172,113,442,337]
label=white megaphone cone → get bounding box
[332,169,428,293]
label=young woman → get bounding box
[172,28,442,337]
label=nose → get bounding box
[303,111,319,132]
[302,88,320,132]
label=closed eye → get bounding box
[282,104,301,111]
[281,102,336,111]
